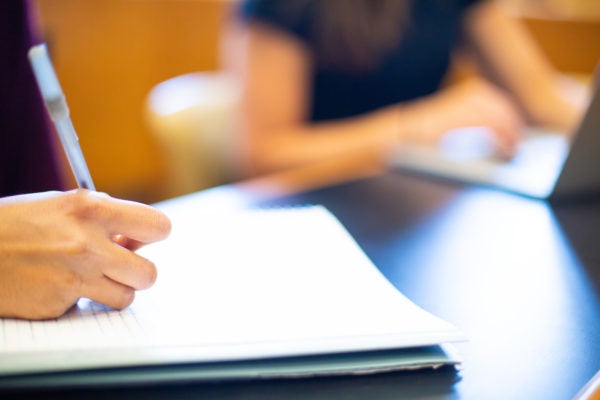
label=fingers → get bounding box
[488,108,522,159]
[112,234,145,251]
[79,243,155,310]
[64,232,156,313]
[98,240,158,290]
[433,77,525,156]
[78,240,154,309]
[493,106,524,159]
[68,190,172,245]
[473,82,524,159]
[82,276,137,311]
[64,191,165,309]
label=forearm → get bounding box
[242,105,407,175]
[242,75,526,175]
[464,1,584,131]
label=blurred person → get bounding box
[224,0,585,177]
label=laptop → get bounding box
[388,82,600,201]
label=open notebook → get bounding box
[0,204,465,389]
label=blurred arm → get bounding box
[226,20,524,176]
[462,0,586,132]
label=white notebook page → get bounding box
[0,205,464,375]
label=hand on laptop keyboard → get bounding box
[422,77,525,159]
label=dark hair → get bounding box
[286,0,412,71]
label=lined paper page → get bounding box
[0,205,464,375]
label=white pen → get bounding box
[28,43,96,191]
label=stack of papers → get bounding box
[0,204,465,388]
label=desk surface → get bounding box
[6,171,600,399]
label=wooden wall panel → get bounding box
[522,17,600,74]
[34,0,234,202]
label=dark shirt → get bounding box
[240,0,482,122]
[0,0,64,196]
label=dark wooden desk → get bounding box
[6,171,600,399]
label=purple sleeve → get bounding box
[0,0,65,196]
